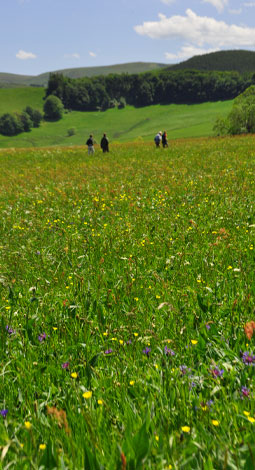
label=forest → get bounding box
[45,68,255,112]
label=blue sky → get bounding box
[2,0,255,76]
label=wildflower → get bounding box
[210,366,224,378]
[126,339,132,345]
[155,435,159,441]
[0,409,8,418]
[242,351,255,365]
[71,372,78,379]
[205,324,211,330]
[6,325,15,335]
[164,346,175,356]
[248,416,255,423]
[97,400,103,405]
[212,420,219,426]
[129,380,135,386]
[105,349,113,355]
[142,347,151,357]
[38,332,47,342]
[191,340,198,345]
[61,362,69,370]
[25,421,32,430]
[134,333,138,337]
[83,391,92,399]
[243,411,250,416]
[181,426,190,433]
[241,386,250,398]
[39,444,46,450]
[180,365,189,375]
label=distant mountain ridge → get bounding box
[168,50,255,73]
[2,51,255,89]
[0,62,167,88]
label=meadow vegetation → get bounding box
[1,137,255,469]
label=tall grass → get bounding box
[0,137,255,469]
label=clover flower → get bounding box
[142,347,151,357]
[61,362,69,370]
[38,332,47,342]
[105,349,113,355]
[164,346,175,356]
[210,366,224,378]
[241,386,250,398]
[242,351,255,365]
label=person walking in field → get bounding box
[162,131,168,148]
[86,134,95,155]
[100,133,109,153]
[154,131,162,148]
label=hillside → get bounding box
[0,62,167,88]
[0,96,233,148]
[168,50,255,73]
[0,87,44,114]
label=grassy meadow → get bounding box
[1,137,255,469]
[0,87,233,147]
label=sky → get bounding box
[2,0,255,76]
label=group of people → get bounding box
[85,130,169,154]
[154,131,168,148]
[86,133,109,155]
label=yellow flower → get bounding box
[39,444,46,450]
[103,332,108,336]
[129,380,135,386]
[212,420,219,426]
[97,399,103,405]
[24,421,32,430]
[227,266,233,270]
[52,327,57,331]
[83,391,92,399]
[155,435,159,441]
[168,466,173,470]
[243,411,250,417]
[191,340,198,345]
[134,332,138,337]
[181,426,190,433]
[248,416,255,423]
[119,340,124,345]
[71,372,78,379]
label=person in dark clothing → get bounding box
[100,133,109,152]
[86,134,95,155]
[162,131,168,148]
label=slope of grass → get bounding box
[0,87,45,114]
[0,100,233,148]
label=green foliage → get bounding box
[0,113,23,136]
[44,94,64,121]
[67,127,76,137]
[24,106,43,128]
[214,85,255,135]
[19,111,33,132]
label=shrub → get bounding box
[0,113,23,136]
[24,106,43,128]
[43,95,64,121]
[18,112,33,132]
[67,127,76,137]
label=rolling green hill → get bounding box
[168,50,255,73]
[0,90,233,148]
[0,62,167,88]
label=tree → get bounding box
[24,106,43,127]
[214,85,255,135]
[0,113,23,136]
[43,95,64,121]
[18,112,33,132]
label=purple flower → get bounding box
[61,362,69,370]
[105,349,113,355]
[242,351,255,365]
[164,346,175,356]
[210,366,224,378]
[180,365,189,375]
[126,340,132,345]
[241,386,250,398]
[0,409,8,418]
[6,325,15,335]
[38,332,47,342]
[142,347,151,357]
[205,324,211,330]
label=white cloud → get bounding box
[202,0,228,13]
[89,51,97,57]
[165,45,219,61]
[16,49,36,60]
[161,0,176,4]
[64,53,80,59]
[134,9,255,48]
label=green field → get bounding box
[1,137,255,469]
[0,86,233,147]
